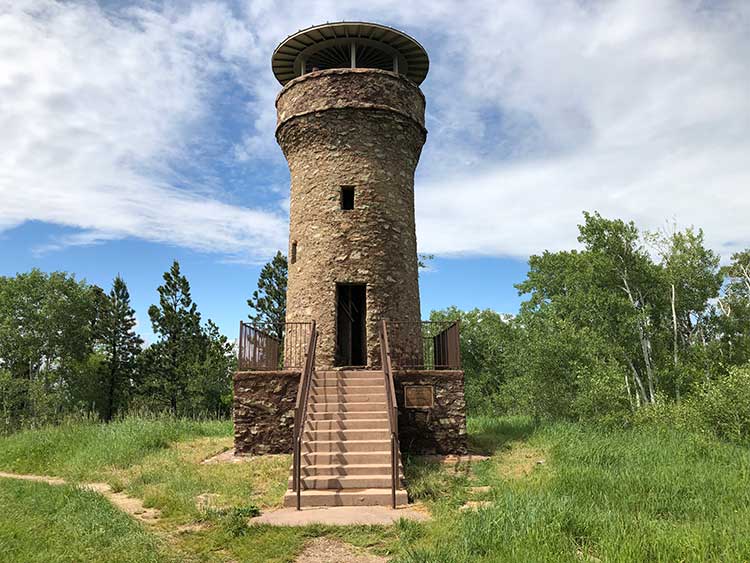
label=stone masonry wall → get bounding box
[276,69,426,369]
[394,371,468,455]
[233,371,299,455]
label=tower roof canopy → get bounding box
[272,22,429,86]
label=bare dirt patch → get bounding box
[420,454,490,466]
[0,471,66,486]
[201,447,245,465]
[496,443,546,480]
[460,500,493,511]
[469,485,491,494]
[200,445,290,468]
[295,537,388,563]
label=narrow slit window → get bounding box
[290,241,297,264]
[341,186,355,210]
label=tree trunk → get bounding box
[105,363,116,422]
[624,368,636,411]
[622,276,656,403]
[739,263,750,295]
[671,283,680,401]
[626,356,647,406]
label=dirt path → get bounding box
[0,470,160,524]
[295,538,388,563]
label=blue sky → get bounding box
[2,0,749,342]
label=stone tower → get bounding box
[273,22,429,369]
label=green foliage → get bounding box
[417,253,435,271]
[247,251,287,337]
[96,276,143,421]
[184,319,235,416]
[572,360,632,426]
[717,250,750,365]
[433,212,748,440]
[0,270,100,431]
[504,211,737,425]
[430,307,514,414]
[145,261,203,413]
[699,363,750,443]
[142,261,233,416]
[0,269,97,379]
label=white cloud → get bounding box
[0,0,285,261]
[412,0,750,259]
[1,0,749,263]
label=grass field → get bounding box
[1,415,749,562]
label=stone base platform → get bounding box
[233,369,467,456]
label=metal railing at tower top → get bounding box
[238,321,314,371]
[384,320,461,370]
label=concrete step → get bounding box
[306,418,390,430]
[307,411,388,421]
[313,378,384,388]
[309,402,387,413]
[301,451,395,465]
[299,463,398,476]
[310,393,385,404]
[314,371,384,381]
[290,474,403,490]
[303,439,391,453]
[283,488,408,507]
[312,385,385,395]
[303,429,391,441]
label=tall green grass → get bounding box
[0,414,231,480]
[0,479,176,563]
[1,414,749,562]
[398,420,750,562]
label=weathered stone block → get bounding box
[233,371,299,455]
[394,371,468,455]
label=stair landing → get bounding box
[283,370,407,508]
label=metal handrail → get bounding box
[379,320,400,509]
[292,320,317,510]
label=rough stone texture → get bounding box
[277,68,426,369]
[233,371,299,455]
[394,371,468,455]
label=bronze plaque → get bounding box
[404,385,434,409]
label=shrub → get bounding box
[699,364,750,443]
[572,361,632,426]
[631,397,707,435]
[632,363,750,444]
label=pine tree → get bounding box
[186,320,234,416]
[98,276,143,421]
[247,251,287,337]
[147,261,202,413]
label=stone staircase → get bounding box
[283,370,407,508]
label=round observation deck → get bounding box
[272,22,429,86]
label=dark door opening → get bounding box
[335,284,366,366]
